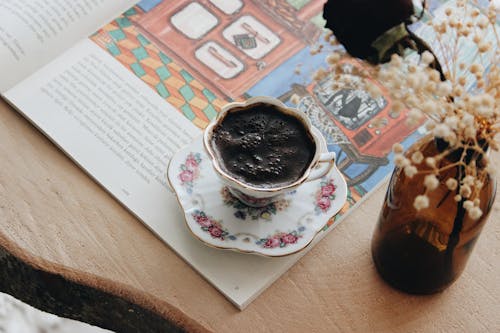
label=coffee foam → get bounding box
[211,103,315,188]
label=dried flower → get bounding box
[446,178,458,191]
[426,157,436,168]
[411,151,424,164]
[404,165,418,178]
[460,185,472,198]
[414,195,430,210]
[320,0,499,214]
[394,154,409,167]
[393,143,404,154]
[424,174,440,191]
[463,200,474,211]
[421,51,435,66]
[468,206,483,220]
[433,124,451,138]
[462,175,475,186]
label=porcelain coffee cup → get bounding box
[203,96,336,207]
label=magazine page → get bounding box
[4,0,463,309]
[3,39,307,309]
[0,0,136,93]
[87,0,423,217]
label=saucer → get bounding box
[167,134,348,257]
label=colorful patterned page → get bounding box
[89,0,425,228]
[83,0,499,307]
[90,0,498,227]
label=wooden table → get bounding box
[0,97,499,332]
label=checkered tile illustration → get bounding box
[91,8,226,129]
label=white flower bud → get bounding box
[462,113,474,126]
[445,132,458,147]
[462,175,475,186]
[424,174,440,191]
[390,54,403,67]
[411,151,424,164]
[464,200,474,211]
[476,94,495,118]
[468,206,483,220]
[426,122,436,130]
[428,69,441,82]
[407,73,421,90]
[453,85,464,97]
[392,143,404,154]
[404,95,420,108]
[422,100,439,114]
[445,116,459,130]
[446,178,458,190]
[414,195,430,210]
[434,124,451,138]
[436,81,452,96]
[394,154,407,167]
[408,108,423,122]
[421,51,435,66]
[404,165,418,178]
[464,126,477,139]
[460,184,472,198]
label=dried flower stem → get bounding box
[318,0,499,221]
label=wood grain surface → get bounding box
[0,97,499,332]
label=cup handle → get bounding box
[306,152,336,183]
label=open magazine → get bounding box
[1,0,477,309]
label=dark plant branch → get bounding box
[445,162,465,269]
[415,0,427,21]
[405,26,447,81]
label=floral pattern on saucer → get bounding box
[192,209,306,249]
[178,153,202,194]
[168,133,348,257]
[314,178,337,215]
[256,226,305,248]
[192,210,237,241]
[220,187,290,221]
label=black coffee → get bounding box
[211,103,315,188]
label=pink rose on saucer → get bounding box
[321,183,336,197]
[209,226,223,238]
[264,237,280,248]
[196,215,211,228]
[281,233,298,244]
[179,170,194,182]
[318,196,331,211]
[185,156,198,169]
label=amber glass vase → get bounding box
[371,135,496,294]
